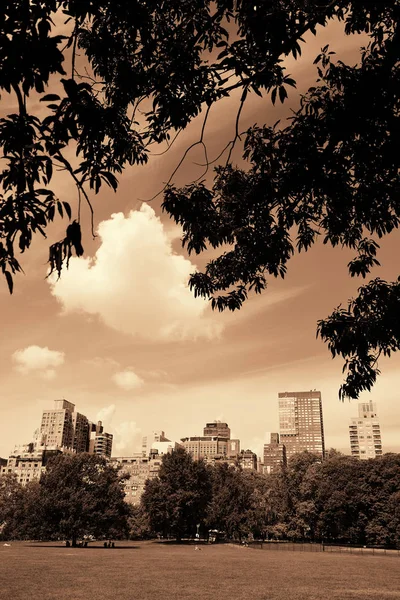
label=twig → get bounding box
[139,103,212,203]
[146,129,183,156]
[77,186,82,223]
[71,19,78,81]
[225,88,247,166]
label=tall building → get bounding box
[40,399,75,449]
[0,402,114,486]
[39,400,112,456]
[72,412,90,453]
[278,391,325,459]
[89,421,113,458]
[349,400,383,459]
[263,432,287,474]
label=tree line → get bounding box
[140,448,400,547]
[1,448,400,548]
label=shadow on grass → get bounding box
[152,540,211,546]
[24,544,140,550]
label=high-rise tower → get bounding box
[349,400,383,459]
[40,399,75,449]
[278,391,325,459]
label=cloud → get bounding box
[84,357,120,369]
[112,369,144,391]
[96,404,116,426]
[49,205,222,341]
[12,345,65,379]
[95,404,141,456]
[112,421,142,455]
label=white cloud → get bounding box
[112,369,144,391]
[95,404,141,456]
[49,205,222,341]
[112,421,142,455]
[12,345,65,379]
[96,404,116,426]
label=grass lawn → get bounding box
[1,541,400,600]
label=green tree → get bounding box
[1,1,400,397]
[206,463,255,540]
[141,448,211,542]
[0,473,24,540]
[34,453,130,545]
[127,505,154,540]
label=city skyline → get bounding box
[1,18,400,461]
[0,393,390,462]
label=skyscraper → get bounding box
[278,391,325,459]
[40,399,75,449]
[349,400,383,459]
[89,421,113,458]
[40,401,113,457]
[72,412,90,453]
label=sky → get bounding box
[1,18,400,460]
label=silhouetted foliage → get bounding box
[127,505,154,540]
[141,448,212,541]
[139,450,400,548]
[31,453,129,545]
[0,473,24,539]
[2,449,400,547]
[1,1,400,397]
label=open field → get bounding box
[1,541,400,600]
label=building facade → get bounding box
[263,432,287,474]
[0,444,66,486]
[203,421,231,439]
[72,412,90,453]
[40,399,75,449]
[112,440,178,505]
[89,421,113,458]
[0,401,114,486]
[238,449,258,470]
[181,421,241,464]
[349,400,383,459]
[141,431,171,457]
[278,390,325,459]
[112,454,153,505]
[91,431,113,458]
[180,436,229,459]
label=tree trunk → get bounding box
[72,534,77,547]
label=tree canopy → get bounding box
[138,448,400,547]
[1,1,399,397]
[141,447,211,541]
[30,453,130,545]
